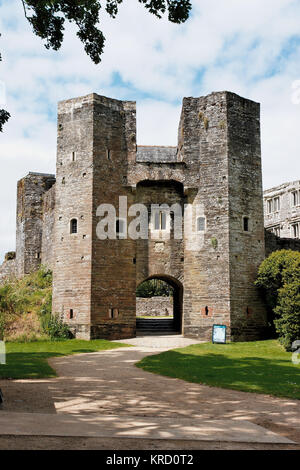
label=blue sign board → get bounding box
[212,324,227,344]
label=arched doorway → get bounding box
[136,275,183,335]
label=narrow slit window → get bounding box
[70,309,74,319]
[116,219,125,238]
[243,217,249,232]
[71,151,76,162]
[154,211,167,230]
[107,149,111,160]
[70,219,78,234]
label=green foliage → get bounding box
[137,340,300,400]
[0,266,53,339]
[0,109,10,132]
[211,237,218,250]
[22,0,192,64]
[136,279,173,298]
[256,250,300,350]
[274,281,300,350]
[40,313,72,340]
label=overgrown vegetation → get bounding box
[137,340,300,399]
[255,250,300,350]
[0,266,70,342]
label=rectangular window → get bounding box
[273,226,280,237]
[292,191,299,207]
[243,217,249,232]
[274,197,280,212]
[154,211,167,231]
[267,200,272,214]
[292,223,299,239]
[116,219,125,238]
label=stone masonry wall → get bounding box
[41,183,56,270]
[136,297,173,317]
[227,93,267,341]
[91,96,137,340]
[181,93,232,341]
[265,230,300,257]
[16,173,56,278]
[52,95,95,339]
[0,254,16,282]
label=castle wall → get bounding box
[180,93,231,340]
[52,95,95,338]
[136,297,173,317]
[0,253,16,282]
[227,93,267,340]
[16,173,56,278]
[265,230,300,257]
[179,92,267,341]
[41,184,56,270]
[90,96,137,340]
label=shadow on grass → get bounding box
[0,340,129,380]
[137,350,300,400]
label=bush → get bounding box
[40,313,72,340]
[256,250,300,349]
[0,266,53,339]
[274,281,300,350]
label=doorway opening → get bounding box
[136,275,183,335]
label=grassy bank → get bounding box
[136,340,300,400]
[0,339,128,379]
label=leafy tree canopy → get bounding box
[256,250,300,350]
[0,1,192,131]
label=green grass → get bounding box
[136,340,300,400]
[0,339,128,380]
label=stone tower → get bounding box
[47,91,268,341]
[52,94,137,339]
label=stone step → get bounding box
[136,318,177,333]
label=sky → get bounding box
[0,0,300,262]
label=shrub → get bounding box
[0,266,53,340]
[256,250,300,349]
[255,250,300,311]
[40,313,72,340]
[274,281,300,350]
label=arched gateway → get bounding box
[136,275,184,335]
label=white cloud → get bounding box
[0,0,300,261]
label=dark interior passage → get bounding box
[136,276,183,335]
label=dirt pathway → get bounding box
[0,336,299,449]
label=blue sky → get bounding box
[1,0,300,261]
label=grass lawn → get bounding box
[0,339,128,380]
[136,340,300,400]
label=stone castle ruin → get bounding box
[2,91,299,341]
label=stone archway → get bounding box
[136,275,183,334]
